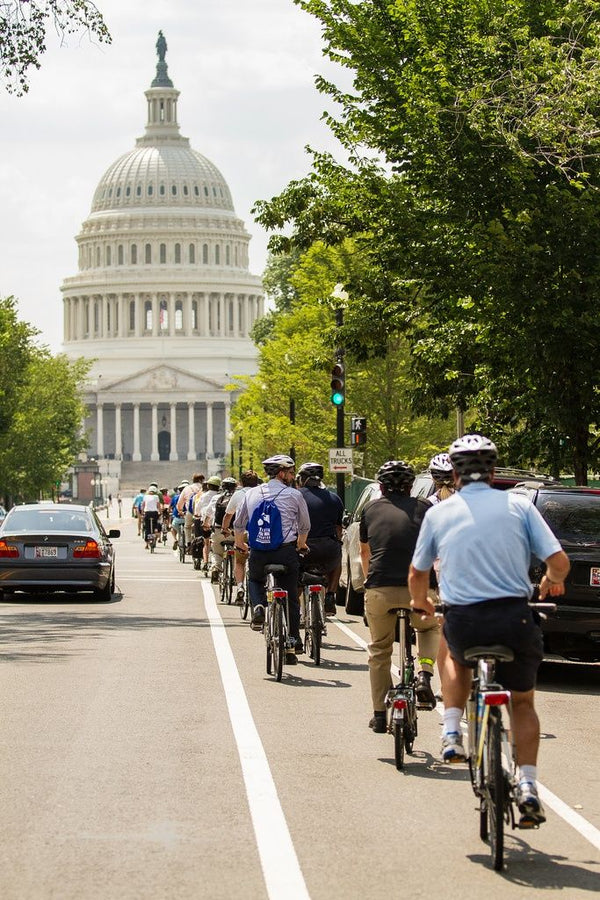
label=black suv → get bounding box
[510,484,600,662]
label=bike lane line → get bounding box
[331,616,600,853]
[201,581,311,900]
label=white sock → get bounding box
[443,707,463,735]
[519,765,537,786]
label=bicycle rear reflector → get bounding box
[393,698,407,710]
[484,691,511,706]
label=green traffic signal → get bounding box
[330,362,345,406]
[331,391,344,406]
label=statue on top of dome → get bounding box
[156,31,167,63]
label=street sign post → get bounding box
[328,448,353,474]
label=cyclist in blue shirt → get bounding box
[409,434,570,826]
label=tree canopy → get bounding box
[0,1,111,95]
[254,0,600,482]
[0,297,90,500]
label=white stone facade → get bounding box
[61,33,262,477]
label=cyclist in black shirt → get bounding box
[359,460,441,732]
[297,462,344,615]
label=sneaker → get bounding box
[369,712,387,733]
[441,731,466,764]
[235,585,245,606]
[285,652,298,666]
[294,637,304,655]
[415,671,437,710]
[210,568,220,584]
[324,592,336,615]
[251,605,265,631]
[517,782,546,827]
[172,539,178,551]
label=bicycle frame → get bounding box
[264,568,292,681]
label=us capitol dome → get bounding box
[61,32,263,486]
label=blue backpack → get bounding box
[247,487,286,550]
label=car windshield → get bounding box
[5,509,93,533]
[537,494,600,544]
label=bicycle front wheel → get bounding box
[484,709,505,871]
[225,556,233,604]
[272,602,285,681]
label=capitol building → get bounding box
[62,33,263,489]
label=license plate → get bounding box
[35,546,58,558]
[590,567,600,587]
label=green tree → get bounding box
[1,0,111,95]
[255,0,600,482]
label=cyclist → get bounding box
[194,476,221,573]
[234,455,310,664]
[409,434,570,825]
[204,476,238,582]
[359,460,440,733]
[427,452,455,505]
[170,481,188,550]
[297,461,344,616]
[177,473,205,550]
[221,470,261,603]
[141,486,162,548]
[132,488,145,535]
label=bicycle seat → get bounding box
[389,607,410,616]
[222,539,235,547]
[463,644,515,663]
[264,564,288,576]
[299,571,324,586]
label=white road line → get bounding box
[201,581,311,900]
[332,617,600,852]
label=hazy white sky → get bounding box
[0,0,344,349]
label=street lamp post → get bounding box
[228,430,235,474]
[332,284,349,508]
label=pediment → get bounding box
[101,365,224,394]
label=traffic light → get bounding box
[351,416,367,446]
[330,361,345,406]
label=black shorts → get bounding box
[303,536,341,574]
[443,597,543,692]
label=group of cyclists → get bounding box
[130,432,569,829]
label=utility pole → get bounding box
[289,398,296,463]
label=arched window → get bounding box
[159,297,168,331]
[106,246,111,266]
[238,299,243,332]
[96,246,101,267]
[202,243,208,264]
[215,245,220,265]
[234,245,238,266]
[189,243,195,263]
[226,245,231,265]
[194,185,200,196]
[159,183,165,196]
[126,185,131,197]
[160,243,166,264]
[107,302,111,333]
[145,243,152,264]
[183,184,189,196]
[148,184,153,196]
[171,185,177,196]
[175,300,183,330]
[136,185,142,197]
[145,300,153,331]
[129,300,136,331]
[94,301,99,333]
[174,243,181,263]
[118,245,124,265]
[191,300,198,330]
[228,298,234,332]
[131,244,137,265]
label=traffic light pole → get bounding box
[335,307,345,508]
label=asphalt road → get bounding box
[0,512,598,899]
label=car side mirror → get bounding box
[108,529,121,538]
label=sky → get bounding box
[0,0,345,350]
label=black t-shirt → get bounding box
[359,494,430,588]
[299,485,344,539]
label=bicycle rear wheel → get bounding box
[393,717,405,770]
[310,594,322,666]
[272,602,285,681]
[179,527,186,563]
[265,603,273,674]
[484,709,505,871]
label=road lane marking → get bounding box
[332,617,600,852]
[202,581,311,900]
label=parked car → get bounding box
[0,503,120,601]
[510,483,600,662]
[340,467,561,616]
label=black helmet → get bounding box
[449,434,497,481]
[262,454,295,477]
[429,452,453,480]
[221,477,237,492]
[376,460,415,490]
[298,461,324,483]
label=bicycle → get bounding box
[176,520,186,563]
[263,564,294,681]
[147,529,157,553]
[464,601,556,871]
[299,569,326,666]
[384,607,420,770]
[219,540,236,604]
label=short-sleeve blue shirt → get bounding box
[411,483,562,605]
